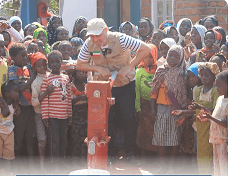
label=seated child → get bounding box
[0,81,20,174]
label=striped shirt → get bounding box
[78,34,142,62]
[41,73,72,120]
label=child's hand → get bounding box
[175,116,185,127]
[68,117,72,126]
[43,119,49,127]
[172,110,183,116]
[14,106,21,117]
[0,97,10,117]
[46,84,55,95]
[150,108,156,119]
[188,102,201,111]
[197,110,210,123]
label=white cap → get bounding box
[0,34,4,41]
[86,18,107,36]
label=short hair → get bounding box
[216,70,228,85]
[1,80,18,97]
[152,29,166,38]
[9,43,26,57]
[47,50,63,61]
[58,40,72,50]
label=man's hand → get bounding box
[97,67,111,78]
[118,65,132,78]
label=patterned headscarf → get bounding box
[46,15,63,45]
[192,25,207,50]
[9,16,24,39]
[151,45,188,108]
[176,18,193,45]
[24,23,37,37]
[201,29,222,61]
[159,20,176,30]
[72,16,88,37]
[138,44,158,74]
[119,21,135,33]
[160,38,176,48]
[138,17,154,42]
[33,28,51,54]
[187,62,202,79]
[198,62,220,77]
[70,37,84,60]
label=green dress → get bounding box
[194,85,219,175]
[135,68,158,151]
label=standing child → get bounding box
[151,29,166,58]
[8,43,37,169]
[70,37,84,60]
[198,70,228,176]
[41,50,72,169]
[72,16,88,38]
[0,81,20,175]
[67,69,88,161]
[188,62,220,175]
[29,52,53,170]
[33,28,51,54]
[150,45,188,170]
[138,17,154,43]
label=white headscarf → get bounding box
[192,25,207,50]
[160,38,176,48]
[176,18,193,45]
[9,16,24,39]
[0,34,4,41]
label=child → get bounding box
[188,62,220,175]
[41,50,72,169]
[209,54,227,72]
[0,81,20,175]
[72,16,88,38]
[80,28,88,42]
[46,15,63,45]
[54,26,69,42]
[24,23,37,37]
[135,44,158,162]
[29,52,53,170]
[8,43,37,169]
[70,37,84,60]
[163,26,179,43]
[151,29,166,56]
[58,41,73,61]
[220,42,228,60]
[119,21,135,37]
[67,69,88,160]
[157,38,176,68]
[138,17,154,43]
[198,70,228,176]
[176,18,192,47]
[33,28,51,54]
[35,39,47,55]
[150,45,188,169]
[25,39,39,54]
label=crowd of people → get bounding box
[0,2,228,176]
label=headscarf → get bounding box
[160,38,176,48]
[151,45,188,108]
[0,34,4,41]
[24,39,37,47]
[159,20,176,30]
[201,29,222,61]
[72,16,88,37]
[28,52,47,66]
[46,15,63,45]
[33,28,51,54]
[70,37,84,60]
[163,26,178,37]
[200,15,218,27]
[192,25,207,50]
[24,23,37,37]
[176,18,193,45]
[32,22,42,29]
[187,62,202,79]
[9,16,24,39]
[119,21,135,33]
[198,62,220,77]
[138,44,158,74]
[213,26,226,46]
[138,17,154,42]
[37,3,52,18]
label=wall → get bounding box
[141,0,151,20]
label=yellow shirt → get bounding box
[0,58,8,97]
[151,83,171,105]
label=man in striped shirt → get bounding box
[76,18,151,166]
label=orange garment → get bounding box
[151,83,171,105]
[37,3,52,27]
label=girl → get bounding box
[151,29,166,55]
[138,17,154,43]
[24,23,37,37]
[198,70,228,176]
[157,38,176,68]
[37,3,52,27]
[150,45,188,168]
[119,21,135,37]
[47,15,63,45]
[213,26,226,47]
[200,15,218,30]
[159,20,175,30]
[33,28,51,54]
[177,18,193,47]
[220,42,228,60]
[72,16,88,38]
[70,37,84,60]
[163,26,179,43]
[9,16,24,40]
[80,28,88,42]
[54,26,70,42]
[67,69,88,161]
[25,39,39,54]
[188,62,220,175]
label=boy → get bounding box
[8,43,37,169]
[0,81,20,175]
[41,50,72,169]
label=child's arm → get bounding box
[67,80,73,126]
[72,94,87,105]
[0,97,10,117]
[41,76,49,127]
[17,70,37,92]
[38,84,54,103]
